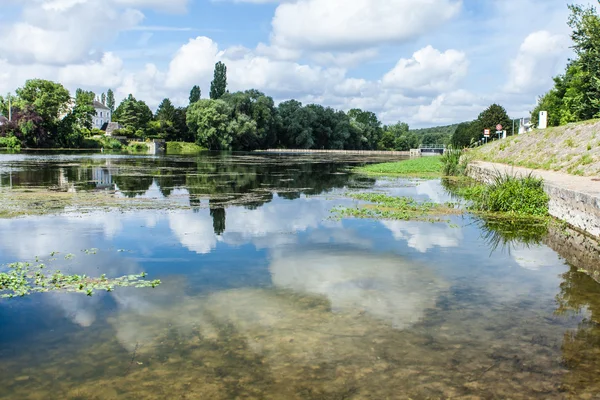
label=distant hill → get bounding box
[410,123,461,136]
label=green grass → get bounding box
[167,142,206,154]
[455,172,549,217]
[355,156,442,178]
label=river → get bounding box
[0,152,599,399]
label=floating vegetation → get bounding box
[332,193,457,221]
[0,261,160,298]
[354,157,442,178]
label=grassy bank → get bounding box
[355,156,442,178]
[470,119,600,176]
[167,142,206,154]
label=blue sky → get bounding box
[0,0,596,127]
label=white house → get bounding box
[93,101,111,130]
[0,114,8,126]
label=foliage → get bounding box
[451,121,479,147]
[0,136,21,150]
[15,79,71,123]
[457,172,550,216]
[187,99,233,150]
[355,156,442,178]
[156,98,176,122]
[531,4,600,125]
[106,88,115,112]
[210,62,228,100]
[411,123,459,137]
[440,146,470,176]
[0,259,160,298]
[167,141,206,154]
[221,89,278,150]
[189,85,201,104]
[113,94,153,134]
[127,142,148,152]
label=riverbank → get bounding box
[469,119,600,176]
[468,161,600,239]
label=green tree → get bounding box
[173,107,192,142]
[106,89,115,113]
[186,99,233,150]
[113,94,153,134]
[72,89,96,130]
[101,92,106,105]
[210,62,228,100]
[189,85,201,104]
[221,89,277,150]
[451,121,479,148]
[277,100,316,149]
[379,122,409,150]
[156,98,176,122]
[16,79,70,123]
[476,104,512,140]
[348,108,383,150]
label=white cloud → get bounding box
[382,221,463,253]
[382,46,469,95]
[0,1,143,65]
[270,0,462,51]
[505,30,570,94]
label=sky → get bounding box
[0,0,596,128]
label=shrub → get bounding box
[0,136,21,150]
[459,172,549,216]
[440,146,471,176]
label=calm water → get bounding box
[1,152,600,399]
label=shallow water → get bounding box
[1,153,600,399]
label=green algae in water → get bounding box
[332,192,458,221]
[0,260,160,298]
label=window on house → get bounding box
[100,111,103,117]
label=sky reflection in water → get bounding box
[0,153,599,399]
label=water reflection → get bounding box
[1,154,600,398]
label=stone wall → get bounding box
[467,163,600,239]
[544,223,600,283]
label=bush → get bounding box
[127,142,148,152]
[460,172,549,216]
[0,136,21,150]
[440,146,471,176]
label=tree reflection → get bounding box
[555,266,600,396]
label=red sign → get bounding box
[496,124,503,131]
[484,129,490,137]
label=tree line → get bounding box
[531,4,600,126]
[1,58,513,151]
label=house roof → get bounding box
[93,101,110,110]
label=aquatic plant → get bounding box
[0,261,160,298]
[354,157,442,178]
[332,193,456,221]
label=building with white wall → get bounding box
[93,101,111,130]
